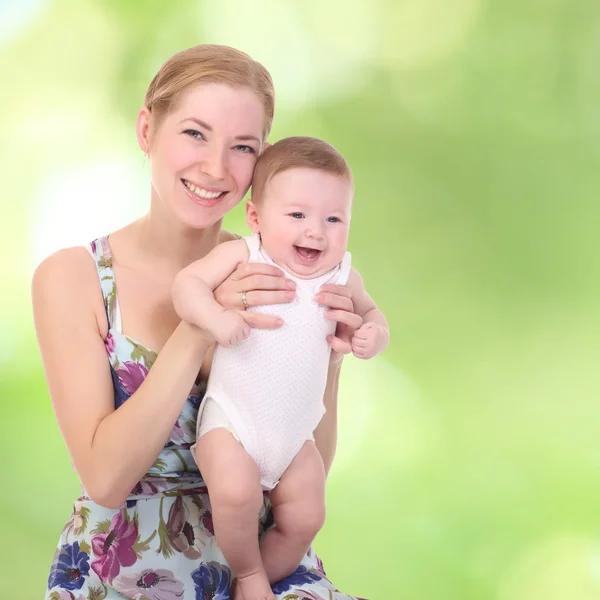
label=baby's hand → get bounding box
[351,322,388,359]
[211,310,251,348]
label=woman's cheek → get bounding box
[238,154,259,186]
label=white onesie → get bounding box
[195,234,351,490]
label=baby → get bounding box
[173,136,389,600]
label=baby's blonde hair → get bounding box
[252,136,353,204]
[144,44,275,140]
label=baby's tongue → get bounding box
[296,246,319,260]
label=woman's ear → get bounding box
[246,200,261,233]
[136,106,152,154]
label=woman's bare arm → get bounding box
[313,284,362,474]
[32,248,212,509]
[314,360,343,475]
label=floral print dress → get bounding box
[45,236,363,600]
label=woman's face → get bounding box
[142,83,266,229]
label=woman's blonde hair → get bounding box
[251,136,353,204]
[144,44,275,140]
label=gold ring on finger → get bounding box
[241,291,249,309]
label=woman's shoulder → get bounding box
[219,230,244,243]
[33,245,97,283]
[32,243,110,342]
[32,244,103,312]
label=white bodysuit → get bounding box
[195,234,351,490]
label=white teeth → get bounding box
[183,180,223,199]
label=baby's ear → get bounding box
[245,199,261,233]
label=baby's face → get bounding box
[252,167,353,279]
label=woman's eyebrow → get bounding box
[235,134,261,143]
[179,117,260,144]
[179,117,212,130]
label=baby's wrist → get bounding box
[179,320,215,346]
[375,325,390,353]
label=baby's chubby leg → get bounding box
[195,429,274,600]
[260,441,327,584]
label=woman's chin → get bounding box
[175,203,232,231]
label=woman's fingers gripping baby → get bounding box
[214,262,296,329]
[317,283,363,357]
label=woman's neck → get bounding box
[133,209,223,272]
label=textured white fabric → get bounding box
[196,397,240,443]
[198,234,351,490]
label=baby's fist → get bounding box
[351,322,388,359]
[211,310,250,348]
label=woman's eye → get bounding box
[234,144,256,154]
[327,216,341,223]
[184,129,205,140]
[289,212,304,219]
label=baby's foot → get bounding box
[235,571,274,600]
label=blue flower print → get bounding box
[192,561,232,600]
[271,565,322,595]
[110,365,130,408]
[48,541,90,591]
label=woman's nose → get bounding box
[201,145,227,180]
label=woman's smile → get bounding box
[181,178,227,207]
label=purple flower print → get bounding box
[191,562,232,600]
[115,360,148,394]
[49,592,85,600]
[91,511,138,584]
[315,554,326,578]
[131,477,170,497]
[166,496,207,559]
[116,568,184,600]
[165,416,197,450]
[271,566,322,595]
[169,420,185,444]
[201,510,214,536]
[104,332,116,355]
[48,541,90,591]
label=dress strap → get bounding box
[86,236,123,332]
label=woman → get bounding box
[33,44,363,600]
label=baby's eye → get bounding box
[289,212,304,219]
[327,216,341,223]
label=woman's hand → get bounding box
[316,284,363,364]
[214,262,296,328]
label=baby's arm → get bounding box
[346,269,390,359]
[172,240,251,347]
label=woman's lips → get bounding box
[181,179,226,207]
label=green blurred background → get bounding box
[2,0,600,598]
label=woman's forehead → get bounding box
[170,83,265,136]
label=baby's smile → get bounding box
[293,245,323,265]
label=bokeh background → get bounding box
[2,0,600,598]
